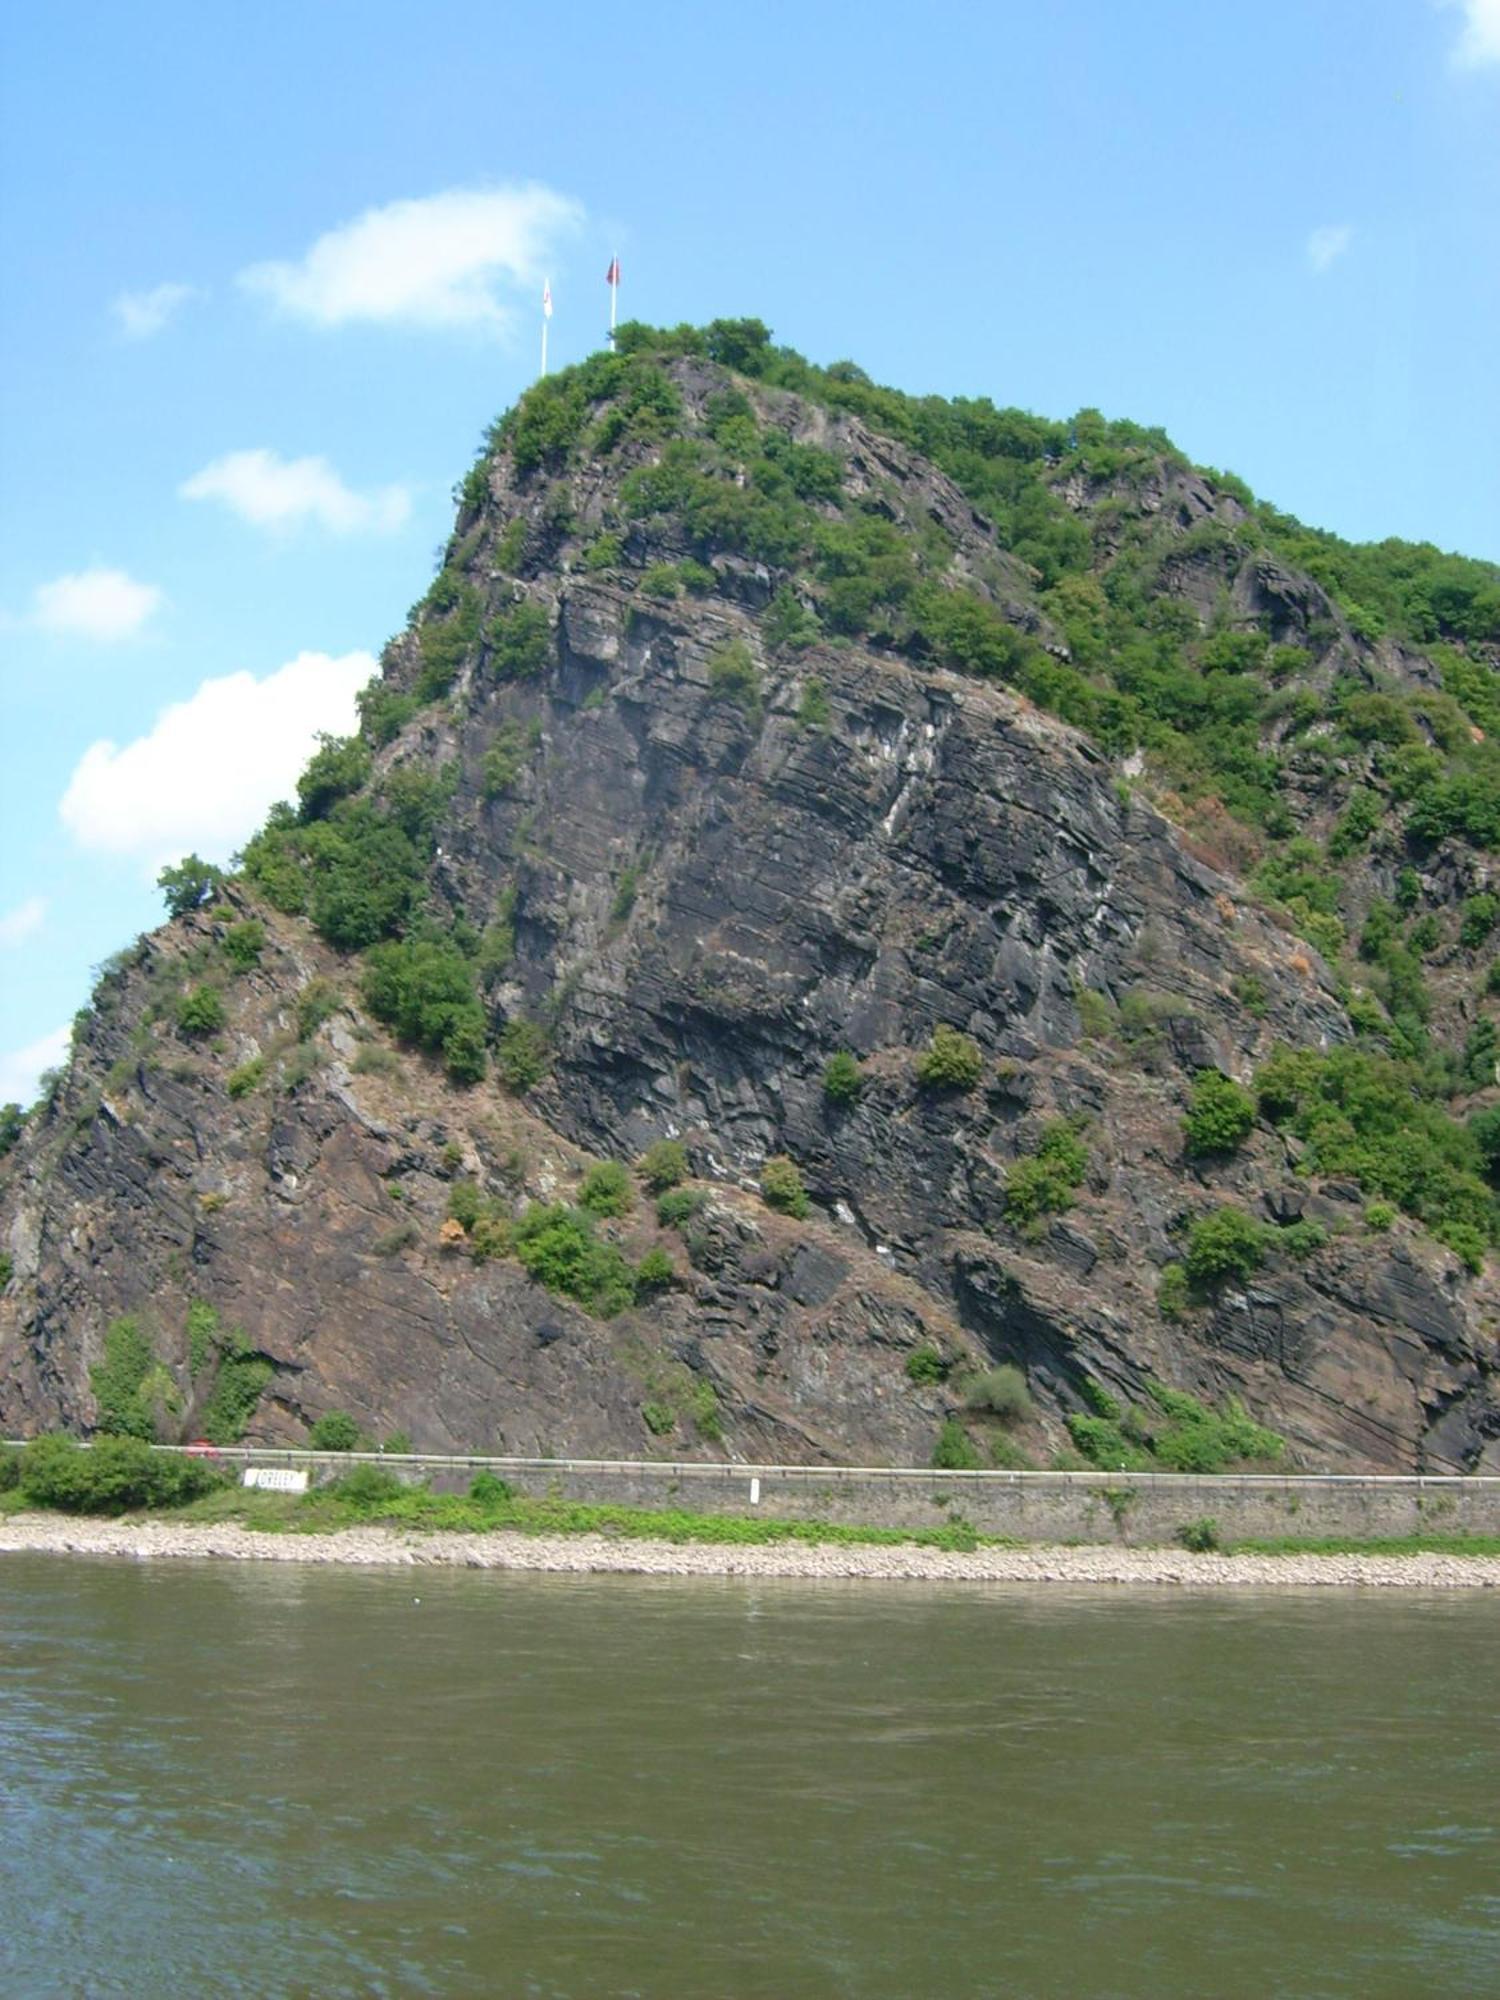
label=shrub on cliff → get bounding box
[297,734,371,821]
[634,1247,677,1296]
[962,1364,1033,1423]
[1183,1207,1267,1288]
[1253,1044,1495,1254]
[905,1345,948,1385]
[513,1203,637,1318]
[1004,1121,1088,1235]
[497,1018,551,1093]
[201,1357,273,1445]
[222,920,265,971]
[488,600,551,680]
[931,1419,981,1470]
[308,1411,364,1452]
[176,985,225,1037]
[361,938,487,1085]
[915,1025,983,1092]
[760,1154,811,1219]
[579,1159,633,1218]
[822,1051,863,1106]
[638,1139,688,1192]
[707,639,763,718]
[1184,1070,1256,1157]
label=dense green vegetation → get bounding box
[86,1303,271,1446]
[361,937,487,1084]
[1255,1045,1496,1265]
[12,1434,224,1512]
[90,1316,177,1440]
[1066,1379,1284,1474]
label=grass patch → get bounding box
[1232,1533,1500,1557]
[39,1468,1012,1552]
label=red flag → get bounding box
[605,257,620,287]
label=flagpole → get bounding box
[541,313,548,378]
[608,256,618,349]
[540,278,552,378]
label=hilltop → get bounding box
[3,318,1500,1473]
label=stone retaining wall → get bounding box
[125,1448,1500,1546]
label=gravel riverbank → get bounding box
[3,1513,1499,1587]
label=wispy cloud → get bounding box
[112,281,200,339]
[180,448,411,535]
[1306,224,1353,273]
[238,183,582,335]
[0,1023,69,1108]
[59,649,375,872]
[1441,0,1500,69]
[0,897,46,949]
[30,567,164,642]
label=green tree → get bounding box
[158,854,224,918]
[297,734,371,821]
[704,317,773,372]
[361,939,487,1084]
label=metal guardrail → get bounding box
[6,1440,1495,1493]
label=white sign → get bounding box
[243,1466,309,1493]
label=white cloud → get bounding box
[180,448,411,535]
[1442,0,1500,68]
[238,183,582,334]
[0,897,46,949]
[1306,224,1353,273]
[59,649,375,871]
[112,281,199,339]
[0,1024,69,1108]
[31,567,164,642]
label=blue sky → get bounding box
[2,0,1497,1104]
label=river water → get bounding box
[1,1559,1497,1998]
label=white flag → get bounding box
[542,280,553,319]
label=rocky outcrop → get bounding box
[4,355,1498,1471]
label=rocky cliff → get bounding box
[5,323,1500,1471]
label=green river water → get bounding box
[1,1557,1496,1997]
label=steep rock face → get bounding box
[4,347,1499,1470]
